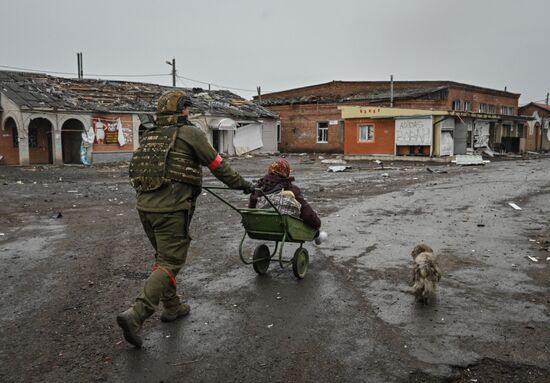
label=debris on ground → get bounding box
[527,256,539,262]
[321,159,347,165]
[374,159,384,168]
[51,212,63,219]
[328,166,352,172]
[508,202,522,211]
[381,173,389,177]
[453,155,489,166]
[427,167,448,174]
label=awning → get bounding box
[207,117,236,131]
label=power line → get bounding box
[176,74,258,93]
[0,64,170,78]
[0,63,268,94]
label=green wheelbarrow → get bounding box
[203,186,317,279]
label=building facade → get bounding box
[518,102,550,152]
[340,106,531,160]
[257,80,522,154]
[0,71,278,166]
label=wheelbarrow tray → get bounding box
[239,208,317,242]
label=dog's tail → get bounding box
[413,257,441,298]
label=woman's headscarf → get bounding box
[268,159,290,178]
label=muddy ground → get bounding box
[0,154,548,383]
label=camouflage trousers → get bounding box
[131,209,193,321]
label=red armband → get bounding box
[207,154,223,171]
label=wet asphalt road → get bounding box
[107,159,550,382]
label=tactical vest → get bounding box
[129,125,203,192]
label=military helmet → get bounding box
[157,90,193,114]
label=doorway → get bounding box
[61,119,84,164]
[212,130,220,152]
[28,118,53,164]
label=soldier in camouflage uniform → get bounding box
[117,90,254,348]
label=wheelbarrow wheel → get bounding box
[253,244,270,275]
[292,248,309,279]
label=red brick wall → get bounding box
[265,82,519,153]
[447,87,518,113]
[28,119,53,164]
[0,118,20,165]
[344,118,395,155]
[274,103,344,153]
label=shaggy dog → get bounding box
[411,244,441,303]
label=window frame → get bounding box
[452,100,461,111]
[317,121,329,143]
[358,124,375,143]
[463,101,472,112]
[478,103,488,113]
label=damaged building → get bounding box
[256,80,528,156]
[518,102,550,152]
[0,70,278,166]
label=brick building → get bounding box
[518,102,550,152]
[256,80,523,155]
[0,71,277,166]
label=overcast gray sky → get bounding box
[1,0,548,104]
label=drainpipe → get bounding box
[390,74,394,108]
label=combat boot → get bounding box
[116,308,143,348]
[160,302,190,322]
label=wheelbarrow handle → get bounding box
[202,186,284,219]
[202,186,242,213]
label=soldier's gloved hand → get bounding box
[242,181,255,195]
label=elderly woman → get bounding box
[249,159,327,244]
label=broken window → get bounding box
[501,106,514,115]
[317,122,328,143]
[478,103,488,113]
[463,101,472,112]
[452,100,461,110]
[358,125,374,142]
[488,104,496,114]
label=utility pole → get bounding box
[76,52,83,79]
[166,58,176,87]
[257,86,262,103]
[546,92,549,105]
[390,74,394,107]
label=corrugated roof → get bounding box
[0,70,277,119]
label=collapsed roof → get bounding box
[0,70,277,120]
[257,85,449,106]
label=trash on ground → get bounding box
[453,155,488,166]
[328,166,352,172]
[321,159,347,165]
[482,147,495,157]
[374,159,384,168]
[0,233,5,236]
[527,256,538,262]
[267,324,274,329]
[381,173,389,177]
[546,257,550,261]
[51,212,63,219]
[477,224,485,227]
[508,202,522,211]
[427,167,448,174]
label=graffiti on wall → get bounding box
[395,118,433,146]
[473,121,490,148]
